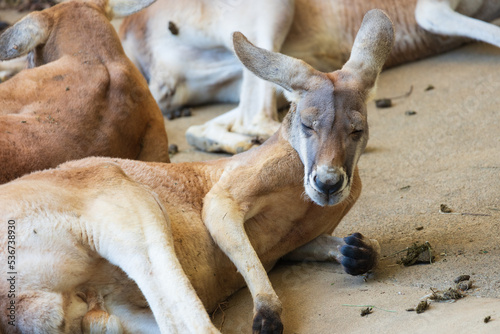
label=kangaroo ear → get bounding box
[107,0,156,18]
[232,31,322,93]
[0,11,52,61]
[341,9,395,93]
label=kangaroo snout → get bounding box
[313,165,346,195]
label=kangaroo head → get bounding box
[0,0,155,62]
[233,9,394,206]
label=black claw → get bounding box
[173,109,182,118]
[351,232,363,239]
[343,233,365,247]
[340,245,370,260]
[252,307,283,334]
[342,257,369,275]
[163,108,192,120]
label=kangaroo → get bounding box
[0,0,169,184]
[120,0,500,153]
[0,10,393,333]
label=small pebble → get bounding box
[415,226,424,231]
[440,204,453,213]
[484,316,491,323]
[375,98,392,108]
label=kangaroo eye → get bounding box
[350,129,364,139]
[301,122,314,132]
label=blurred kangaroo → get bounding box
[120,0,500,153]
[0,0,169,184]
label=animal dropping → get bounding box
[415,300,429,314]
[398,242,434,266]
[429,288,464,301]
[360,307,373,316]
[456,280,472,291]
[454,275,470,284]
[375,98,393,108]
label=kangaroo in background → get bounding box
[120,0,500,154]
[0,0,169,184]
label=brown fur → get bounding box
[0,0,169,184]
[284,0,470,69]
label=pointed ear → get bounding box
[0,11,53,61]
[107,0,156,18]
[341,9,395,93]
[232,32,322,93]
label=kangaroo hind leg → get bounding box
[84,172,220,334]
[416,0,500,47]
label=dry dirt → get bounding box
[165,43,500,334]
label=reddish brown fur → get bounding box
[284,0,473,69]
[0,0,169,184]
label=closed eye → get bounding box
[302,122,313,130]
[301,122,314,133]
[350,129,364,139]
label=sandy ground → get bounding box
[165,43,500,333]
[2,9,499,334]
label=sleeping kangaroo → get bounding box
[0,9,393,333]
[0,0,169,184]
[120,0,500,153]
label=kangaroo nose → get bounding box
[314,174,344,195]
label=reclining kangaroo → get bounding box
[0,0,169,184]
[0,10,393,333]
[120,0,500,153]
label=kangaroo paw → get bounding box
[340,232,380,276]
